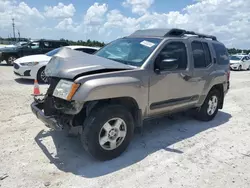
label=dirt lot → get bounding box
[0,64,250,188]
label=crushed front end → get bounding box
[31,78,84,130]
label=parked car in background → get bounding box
[31,28,230,160]
[0,41,28,49]
[0,40,69,65]
[13,46,100,83]
[230,55,250,70]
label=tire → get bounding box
[195,89,220,121]
[37,67,48,83]
[247,65,250,71]
[81,104,134,161]
[6,55,17,65]
[238,65,242,71]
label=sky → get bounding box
[0,0,250,49]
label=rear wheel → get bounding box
[6,55,17,65]
[37,67,48,83]
[195,89,220,121]
[81,104,134,161]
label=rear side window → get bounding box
[43,41,53,48]
[78,48,98,54]
[51,42,68,48]
[191,41,206,68]
[59,42,68,47]
[202,42,212,66]
[212,43,229,65]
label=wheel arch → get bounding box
[37,66,47,82]
[197,83,224,109]
[210,84,224,109]
[73,97,142,129]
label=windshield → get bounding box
[95,38,161,67]
[46,47,61,56]
[230,56,242,61]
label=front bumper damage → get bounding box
[31,101,63,130]
[31,95,84,131]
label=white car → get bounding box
[13,46,100,83]
[230,55,250,71]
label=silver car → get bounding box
[31,28,230,160]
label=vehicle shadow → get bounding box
[14,78,34,85]
[34,111,231,178]
[0,62,11,66]
[14,78,47,85]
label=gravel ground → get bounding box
[0,64,250,188]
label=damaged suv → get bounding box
[31,28,230,161]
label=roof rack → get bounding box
[165,28,217,41]
[129,28,217,41]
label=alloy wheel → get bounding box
[99,118,127,150]
[207,95,218,116]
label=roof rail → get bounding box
[165,28,217,41]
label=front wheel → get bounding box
[6,55,17,65]
[81,104,134,161]
[195,90,220,121]
[37,67,48,83]
[238,65,242,71]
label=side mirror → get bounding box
[155,58,178,73]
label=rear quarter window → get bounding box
[51,42,68,48]
[78,48,98,54]
[212,43,229,65]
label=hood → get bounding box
[15,54,51,63]
[0,46,17,52]
[45,47,134,79]
[0,45,16,49]
[230,60,240,64]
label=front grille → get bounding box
[13,63,20,69]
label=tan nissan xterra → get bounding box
[31,28,230,160]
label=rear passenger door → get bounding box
[191,40,214,97]
[41,41,54,53]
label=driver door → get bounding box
[22,42,41,56]
[148,40,199,116]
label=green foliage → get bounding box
[59,38,105,47]
[227,48,250,55]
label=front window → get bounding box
[230,56,242,61]
[95,38,162,67]
[46,48,61,57]
[24,42,40,49]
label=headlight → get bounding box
[53,80,80,100]
[20,62,39,66]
